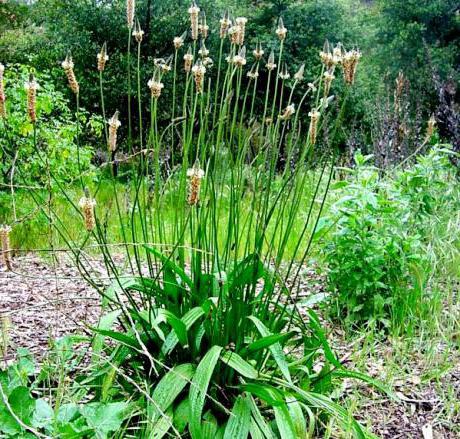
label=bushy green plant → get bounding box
[324,152,426,328]
[0,64,95,188]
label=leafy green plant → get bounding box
[0,344,134,438]
[0,64,94,188]
[324,152,427,329]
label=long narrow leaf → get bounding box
[248,316,292,383]
[189,346,223,439]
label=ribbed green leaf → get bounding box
[221,351,258,379]
[138,309,187,346]
[149,407,173,439]
[307,310,341,368]
[151,363,195,422]
[240,383,284,407]
[248,395,276,439]
[274,403,297,439]
[285,396,306,438]
[92,310,122,361]
[245,332,296,354]
[223,396,251,439]
[162,307,205,356]
[248,316,292,383]
[249,418,264,439]
[189,346,223,439]
[91,328,140,351]
[288,386,367,439]
[332,369,397,400]
[173,398,190,434]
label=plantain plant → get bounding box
[1,2,390,437]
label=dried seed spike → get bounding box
[107,111,121,151]
[342,47,361,85]
[0,224,12,271]
[62,53,79,95]
[0,63,6,118]
[187,160,205,206]
[97,42,109,72]
[127,0,135,29]
[79,193,97,231]
[199,11,209,39]
[219,11,231,39]
[235,17,247,45]
[192,60,206,93]
[148,72,164,99]
[426,114,436,140]
[184,46,194,72]
[308,110,321,145]
[323,70,335,96]
[24,73,39,124]
[188,1,200,40]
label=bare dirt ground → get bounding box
[1,254,459,438]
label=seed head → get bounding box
[62,54,79,95]
[188,2,200,40]
[323,70,335,96]
[279,103,295,120]
[266,50,277,71]
[159,56,173,74]
[192,61,206,93]
[198,12,209,39]
[126,0,135,29]
[78,195,97,231]
[187,161,205,206]
[132,19,144,43]
[203,57,213,68]
[0,225,12,271]
[228,25,241,45]
[198,41,209,57]
[247,65,259,80]
[24,74,39,124]
[333,44,343,64]
[148,74,164,99]
[276,17,287,41]
[219,12,231,39]
[173,31,187,50]
[233,46,247,67]
[426,114,436,140]
[253,42,264,60]
[294,63,305,81]
[97,43,109,72]
[184,47,194,72]
[0,63,5,118]
[319,41,336,69]
[235,17,247,45]
[279,64,290,80]
[341,48,361,85]
[107,111,121,151]
[308,110,321,145]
